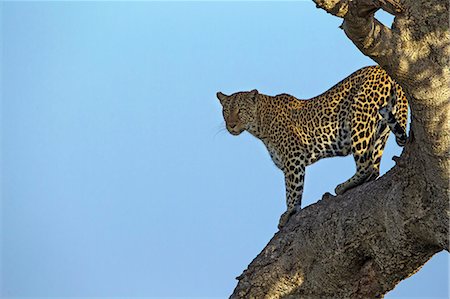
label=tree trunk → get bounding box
[230,0,449,298]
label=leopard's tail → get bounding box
[379,82,408,147]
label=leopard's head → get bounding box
[216,89,259,136]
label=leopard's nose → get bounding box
[229,123,237,129]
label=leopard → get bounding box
[216,65,408,229]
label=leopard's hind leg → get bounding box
[335,148,378,195]
[369,120,391,179]
[335,92,381,195]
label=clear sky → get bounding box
[1,1,448,298]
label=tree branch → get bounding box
[312,0,403,18]
[313,0,349,17]
[312,0,410,79]
[230,160,448,298]
[342,13,397,63]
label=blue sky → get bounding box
[1,1,448,298]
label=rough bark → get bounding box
[231,0,449,298]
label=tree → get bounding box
[230,0,449,298]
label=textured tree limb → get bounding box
[231,154,448,298]
[313,0,349,17]
[312,0,403,18]
[230,0,449,298]
[314,0,403,75]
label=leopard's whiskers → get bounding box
[213,122,227,139]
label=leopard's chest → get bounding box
[265,142,284,170]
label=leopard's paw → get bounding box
[278,209,296,229]
[335,183,347,195]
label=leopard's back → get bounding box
[288,66,408,165]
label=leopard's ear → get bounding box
[249,89,259,102]
[216,91,228,103]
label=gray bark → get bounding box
[230,0,449,298]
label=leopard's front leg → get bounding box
[278,163,305,229]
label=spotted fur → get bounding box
[217,66,408,228]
